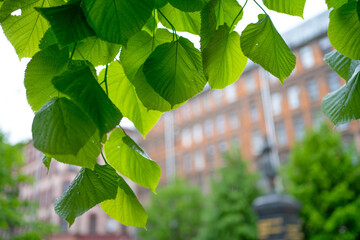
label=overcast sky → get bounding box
[0,1,328,144]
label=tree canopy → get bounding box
[284,124,360,239]
[0,0,359,228]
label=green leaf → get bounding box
[52,62,122,137]
[322,68,360,126]
[0,0,38,22]
[105,128,161,192]
[143,37,207,106]
[36,1,95,47]
[200,0,218,50]
[39,28,57,50]
[324,50,360,82]
[203,24,247,89]
[82,0,155,45]
[42,155,51,174]
[121,29,173,81]
[326,0,347,9]
[100,61,162,137]
[50,130,101,169]
[158,3,201,35]
[55,164,119,226]
[240,14,296,83]
[101,175,147,228]
[32,97,96,156]
[25,45,69,112]
[142,15,158,37]
[73,37,121,67]
[168,0,207,12]
[328,2,360,60]
[262,0,306,18]
[0,0,64,58]
[133,66,184,112]
[155,0,168,8]
[200,0,242,50]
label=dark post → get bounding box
[253,137,303,240]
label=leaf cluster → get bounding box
[0,0,359,229]
[283,124,360,239]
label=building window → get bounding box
[212,90,223,106]
[307,79,319,100]
[225,84,237,103]
[89,215,97,234]
[337,123,350,132]
[216,114,226,134]
[251,130,263,155]
[293,115,305,141]
[194,150,205,171]
[204,119,214,138]
[275,121,288,147]
[181,128,192,147]
[249,101,259,121]
[319,36,332,55]
[245,72,256,93]
[287,86,300,109]
[327,72,340,92]
[206,145,216,170]
[218,140,228,153]
[271,92,282,116]
[192,124,203,143]
[183,153,192,173]
[106,218,117,234]
[299,45,315,69]
[268,73,278,84]
[229,111,239,129]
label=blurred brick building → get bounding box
[139,11,360,189]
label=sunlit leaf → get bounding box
[105,128,161,192]
[101,175,147,228]
[158,3,200,35]
[203,24,247,89]
[262,0,306,17]
[73,37,121,67]
[99,61,162,137]
[240,14,296,83]
[1,0,64,58]
[326,0,347,9]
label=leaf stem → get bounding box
[229,0,248,31]
[67,42,78,68]
[101,152,109,165]
[157,9,178,41]
[253,0,268,16]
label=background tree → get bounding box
[196,147,260,240]
[284,124,360,240]
[0,131,56,239]
[138,180,203,240]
